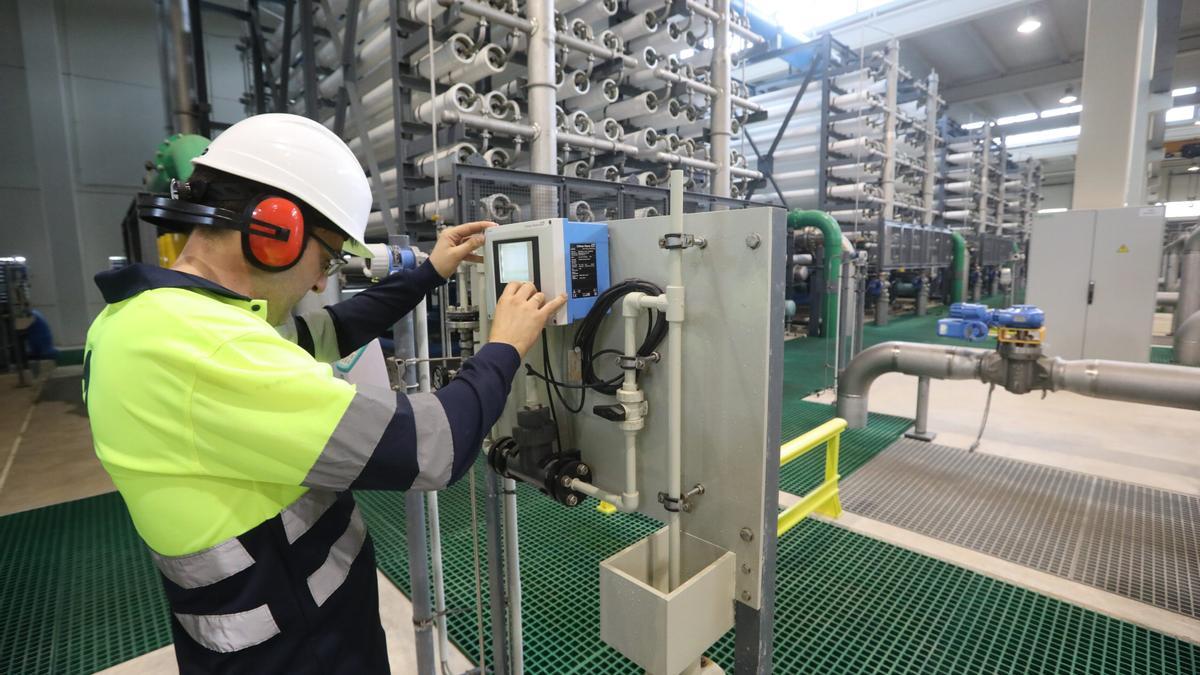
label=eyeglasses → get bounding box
[309,233,349,277]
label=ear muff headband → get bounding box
[135,191,310,272]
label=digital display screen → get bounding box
[497,240,535,284]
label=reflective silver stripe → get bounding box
[275,309,341,363]
[175,604,281,653]
[280,490,338,544]
[151,537,254,590]
[407,393,454,491]
[302,385,396,490]
[307,506,368,607]
[300,308,342,363]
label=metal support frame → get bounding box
[247,0,268,114]
[332,0,362,136]
[388,0,409,234]
[744,45,824,205]
[299,0,319,119]
[451,165,757,226]
[276,0,295,113]
[186,0,213,137]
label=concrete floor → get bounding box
[809,373,1200,496]
[0,366,475,674]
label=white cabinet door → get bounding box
[1083,207,1164,362]
[1026,211,1095,359]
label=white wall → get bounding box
[0,0,247,348]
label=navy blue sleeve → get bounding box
[348,342,520,491]
[436,343,521,485]
[325,259,447,358]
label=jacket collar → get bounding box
[94,263,251,304]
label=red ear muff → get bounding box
[243,196,306,271]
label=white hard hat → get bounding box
[192,113,373,258]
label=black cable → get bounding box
[542,331,584,414]
[538,333,564,454]
[573,279,669,396]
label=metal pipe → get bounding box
[665,169,685,592]
[483,468,509,675]
[922,71,939,225]
[1175,310,1200,366]
[839,341,1200,429]
[1047,356,1200,409]
[838,342,986,428]
[559,131,638,154]
[413,295,452,675]
[880,39,898,221]
[1174,228,1200,330]
[502,477,523,674]
[710,0,732,198]
[904,376,936,442]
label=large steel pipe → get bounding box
[837,341,1200,429]
[1175,311,1200,366]
[1174,228,1200,331]
[837,342,986,428]
[1047,357,1200,409]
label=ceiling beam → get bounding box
[963,22,1008,76]
[821,0,1029,50]
[944,59,1083,103]
[1042,0,1073,64]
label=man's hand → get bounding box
[489,282,568,357]
[429,221,496,278]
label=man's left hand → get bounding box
[429,221,497,278]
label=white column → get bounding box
[1072,0,1157,208]
[17,0,89,345]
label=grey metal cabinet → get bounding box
[1026,206,1164,362]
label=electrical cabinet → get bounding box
[1026,206,1164,362]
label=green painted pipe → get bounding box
[788,210,842,338]
[950,231,969,304]
[146,133,211,193]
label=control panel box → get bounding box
[484,218,610,325]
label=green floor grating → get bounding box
[360,460,1200,674]
[779,400,912,496]
[4,289,1198,673]
[0,494,171,675]
[1152,345,1176,364]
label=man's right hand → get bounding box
[489,282,567,357]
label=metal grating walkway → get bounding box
[841,438,1200,619]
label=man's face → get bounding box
[262,228,346,324]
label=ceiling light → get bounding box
[1059,86,1077,104]
[1040,104,1082,118]
[1189,165,1199,173]
[996,112,1038,126]
[1173,86,1197,97]
[961,121,986,130]
[1017,14,1041,34]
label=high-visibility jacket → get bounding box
[85,261,518,673]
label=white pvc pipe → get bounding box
[611,10,658,42]
[414,33,475,80]
[665,169,685,591]
[567,78,619,112]
[605,91,657,121]
[449,44,507,84]
[482,146,511,166]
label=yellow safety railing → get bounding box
[777,418,847,537]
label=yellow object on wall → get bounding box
[157,233,189,267]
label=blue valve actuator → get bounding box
[937,303,1045,342]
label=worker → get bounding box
[83,113,564,673]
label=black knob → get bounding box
[592,404,626,422]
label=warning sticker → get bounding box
[569,243,598,298]
[1117,244,1130,254]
